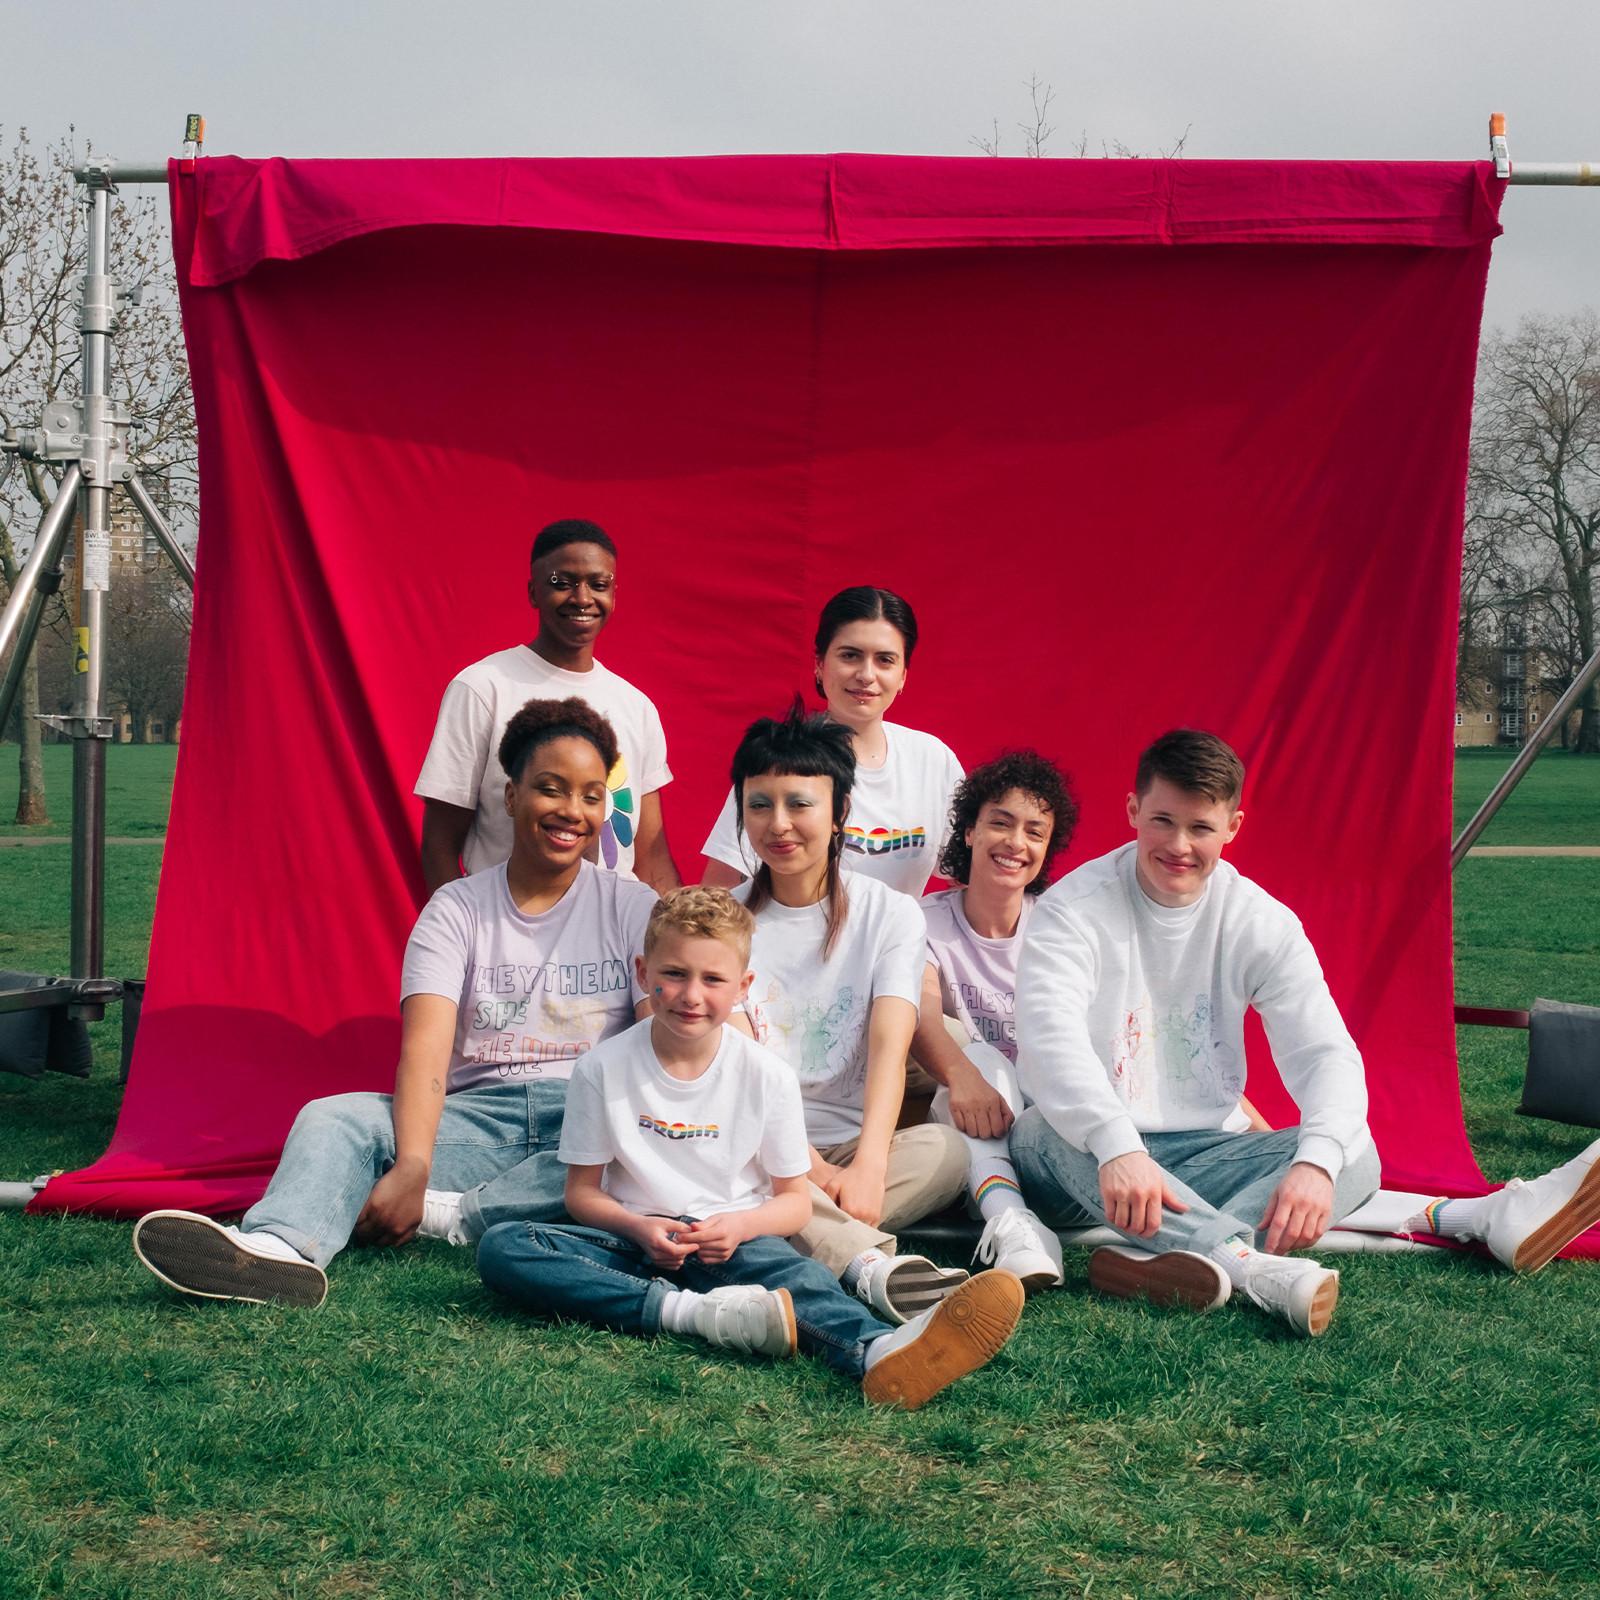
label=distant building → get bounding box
[1455,605,1580,749]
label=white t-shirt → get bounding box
[559,1019,811,1219]
[921,888,1034,1066]
[401,860,656,1092]
[415,645,672,877]
[737,875,927,1147]
[1014,844,1373,1181]
[701,722,963,897]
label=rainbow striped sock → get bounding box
[974,1170,1026,1222]
[1418,1196,1488,1240]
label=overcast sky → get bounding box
[6,1,1598,330]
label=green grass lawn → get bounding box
[1452,747,1600,847]
[1,754,1598,1598]
[0,741,177,837]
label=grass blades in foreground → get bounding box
[1,762,1598,1596]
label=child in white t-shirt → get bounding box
[477,888,1024,1410]
[701,586,963,898]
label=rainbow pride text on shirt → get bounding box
[638,1115,721,1142]
[843,825,926,856]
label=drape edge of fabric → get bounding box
[177,155,1507,288]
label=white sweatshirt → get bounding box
[1014,844,1373,1181]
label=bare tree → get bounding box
[1469,312,1600,752]
[971,77,1188,160]
[0,126,196,818]
[103,565,190,741]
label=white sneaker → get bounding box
[862,1270,1026,1410]
[854,1254,970,1326]
[1089,1245,1230,1312]
[973,1209,1064,1292]
[1239,1253,1339,1337]
[692,1285,798,1359]
[418,1189,472,1247]
[1475,1136,1600,1273]
[133,1210,328,1308]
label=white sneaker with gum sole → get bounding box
[692,1285,798,1359]
[1477,1136,1600,1273]
[1239,1253,1339,1337]
[862,1270,1025,1411]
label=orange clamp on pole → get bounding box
[1489,112,1511,179]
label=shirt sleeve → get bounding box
[934,742,966,859]
[618,882,659,1004]
[1250,921,1372,1183]
[1014,896,1146,1165]
[638,694,673,794]
[557,1058,615,1166]
[414,677,494,809]
[870,891,928,1009]
[399,887,474,1005]
[759,1061,813,1180]
[700,786,755,877]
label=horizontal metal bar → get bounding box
[1454,1004,1531,1030]
[69,160,1600,191]
[1509,163,1600,185]
[0,976,123,1016]
[73,163,172,186]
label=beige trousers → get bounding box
[793,1123,969,1276]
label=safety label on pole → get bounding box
[83,529,111,592]
[74,627,89,674]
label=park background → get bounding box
[3,4,1599,1597]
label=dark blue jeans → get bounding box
[478,1220,891,1379]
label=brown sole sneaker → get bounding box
[775,1288,799,1358]
[1089,1246,1231,1312]
[1302,1272,1340,1336]
[133,1211,328,1308]
[1510,1158,1600,1273]
[862,1269,1024,1411]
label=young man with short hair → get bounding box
[1011,728,1600,1337]
[416,518,680,893]
[477,887,1025,1410]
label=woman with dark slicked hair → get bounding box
[726,701,973,1326]
[701,586,963,898]
[132,698,658,1308]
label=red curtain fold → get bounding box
[39,155,1581,1257]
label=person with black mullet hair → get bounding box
[133,697,658,1308]
[726,700,973,1326]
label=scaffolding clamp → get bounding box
[1490,112,1511,179]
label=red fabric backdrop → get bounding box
[39,155,1547,1234]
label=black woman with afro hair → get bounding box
[131,695,658,1311]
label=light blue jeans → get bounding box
[478,1220,891,1379]
[242,1081,570,1268]
[1009,1111,1383,1256]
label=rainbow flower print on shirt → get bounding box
[600,754,635,868]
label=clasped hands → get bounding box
[630,1212,748,1269]
[1098,1151,1334,1254]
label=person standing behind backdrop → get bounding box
[417,518,680,893]
[701,587,962,899]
